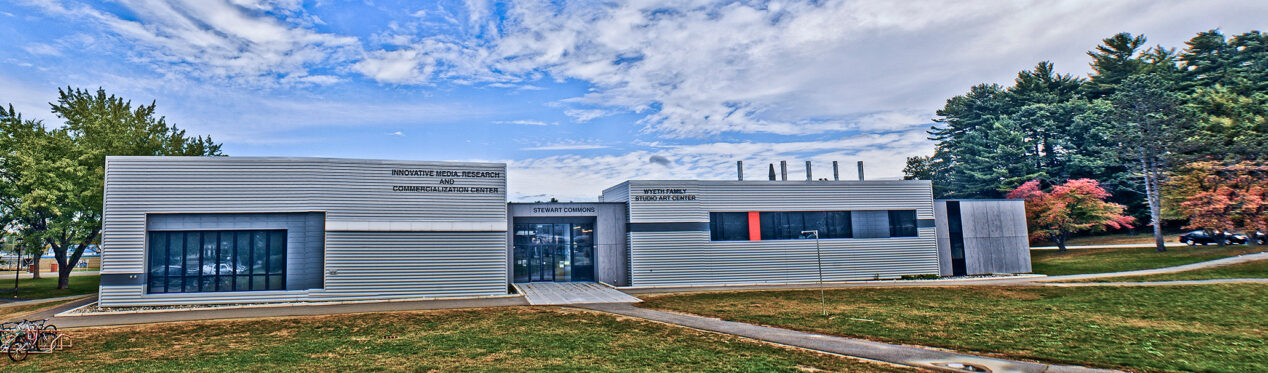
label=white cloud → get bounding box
[507,126,933,201]
[523,144,610,151]
[562,108,612,122]
[389,131,405,136]
[352,0,1268,138]
[22,43,62,56]
[23,0,357,85]
[493,119,552,126]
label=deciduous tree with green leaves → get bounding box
[0,87,222,289]
[1104,74,1192,252]
[1007,179,1135,252]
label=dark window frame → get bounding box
[709,209,922,241]
[888,210,918,237]
[147,229,286,294]
[709,212,750,241]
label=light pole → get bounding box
[801,230,826,316]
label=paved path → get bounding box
[624,251,1268,295]
[514,282,640,305]
[0,294,93,307]
[1034,251,1268,282]
[1031,242,1184,250]
[2,270,100,280]
[576,303,1119,373]
[1044,278,1268,286]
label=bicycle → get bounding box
[2,319,65,362]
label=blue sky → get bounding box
[2,0,1266,201]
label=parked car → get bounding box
[1178,230,1248,245]
[1255,231,1266,245]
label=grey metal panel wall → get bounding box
[146,213,325,291]
[618,180,940,287]
[699,181,936,216]
[628,230,939,286]
[951,200,1032,275]
[100,156,508,307]
[933,201,953,276]
[315,232,506,300]
[624,181,706,223]
[600,182,630,203]
[595,203,629,285]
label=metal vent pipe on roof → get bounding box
[805,161,812,180]
[832,161,839,181]
[768,163,776,180]
[780,161,788,181]
[857,161,865,181]
[737,160,743,181]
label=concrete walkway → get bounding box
[624,251,1268,296]
[0,294,93,308]
[1044,278,1268,286]
[1031,242,1183,250]
[1035,251,1268,282]
[576,303,1119,373]
[514,282,640,305]
[2,270,100,280]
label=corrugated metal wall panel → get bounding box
[627,228,939,287]
[600,182,630,203]
[100,156,508,306]
[619,180,940,287]
[959,200,1032,274]
[624,181,706,223]
[315,232,506,300]
[699,181,935,218]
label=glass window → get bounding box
[888,210,918,237]
[709,212,749,241]
[823,211,853,239]
[146,229,286,294]
[754,211,853,240]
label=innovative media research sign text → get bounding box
[390,168,503,194]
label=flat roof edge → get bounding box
[104,156,506,167]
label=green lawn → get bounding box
[1031,245,1267,275]
[1075,259,1268,282]
[642,285,1268,373]
[1033,232,1181,247]
[6,308,913,372]
[0,275,100,300]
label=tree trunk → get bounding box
[1055,230,1069,252]
[57,265,71,289]
[29,254,41,279]
[1142,156,1166,252]
[52,230,97,290]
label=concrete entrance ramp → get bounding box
[514,282,641,305]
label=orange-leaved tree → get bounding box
[1007,179,1135,251]
[1169,162,1268,245]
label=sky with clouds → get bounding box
[2,0,1266,201]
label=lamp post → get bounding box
[801,230,826,316]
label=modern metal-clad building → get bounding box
[100,156,508,307]
[601,180,942,287]
[98,156,1031,307]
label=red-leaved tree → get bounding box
[1008,179,1136,252]
[1172,162,1268,245]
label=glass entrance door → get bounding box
[513,222,594,282]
